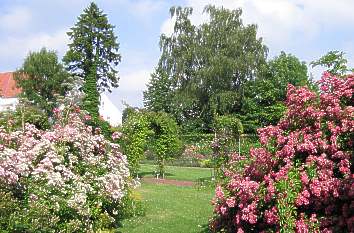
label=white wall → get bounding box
[0,95,122,127]
[0,97,18,111]
[99,94,122,126]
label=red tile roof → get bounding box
[0,72,22,98]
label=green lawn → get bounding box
[118,182,213,233]
[117,165,215,233]
[138,164,213,181]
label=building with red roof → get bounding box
[0,72,22,111]
[0,72,121,125]
[0,72,122,126]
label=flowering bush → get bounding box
[0,106,133,232]
[182,145,206,160]
[179,134,214,167]
[210,73,353,232]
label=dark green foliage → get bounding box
[311,50,354,76]
[88,116,113,140]
[144,69,172,113]
[64,2,121,118]
[119,111,152,176]
[122,105,138,124]
[82,67,100,119]
[181,133,214,145]
[144,5,267,132]
[0,100,50,131]
[0,190,60,232]
[119,110,182,177]
[148,112,183,177]
[14,48,71,115]
[241,51,309,133]
[264,51,308,100]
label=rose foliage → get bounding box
[0,106,132,232]
[210,73,353,233]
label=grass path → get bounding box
[118,165,214,233]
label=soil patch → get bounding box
[142,177,195,187]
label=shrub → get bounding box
[149,111,183,177]
[211,115,243,177]
[210,73,353,232]
[0,106,133,232]
[0,102,50,131]
[119,111,182,177]
[119,111,152,176]
[182,145,206,160]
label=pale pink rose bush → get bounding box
[210,73,353,232]
[0,106,132,231]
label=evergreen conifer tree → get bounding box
[63,2,121,118]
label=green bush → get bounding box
[181,133,214,144]
[148,111,183,177]
[199,159,213,168]
[0,104,50,131]
[119,110,183,177]
[211,115,243,177]
[119,111,152,176]
[0,190,60,232]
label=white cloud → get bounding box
[118,69,151,92]
[160,0,354,56]
[129,0,164,17]
[105,0,164,20]
[0,6,32,31]
[106,69,151,109]
[0,29,68,66]
[27,29,69,55]
[160,16,175,36]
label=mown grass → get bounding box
[138,163,213,181]
[117,165,215,233]
[118,182,213,233]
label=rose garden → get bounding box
[0,2,353,233]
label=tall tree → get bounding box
[15,47,71,115]
[63,2,121,119]
[241,52,309,132]
[144,68,172,113]
[144,5,268,132]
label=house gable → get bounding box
[0,72,22,98]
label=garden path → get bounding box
[142,177,195,186]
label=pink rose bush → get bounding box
[0,106,132,231]
[210,73,353,232]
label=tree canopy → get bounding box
[15,47,71,115]
[63,2,121,119]
[144,6,268,132]
[240,52,309,132]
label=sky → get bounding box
[1,0,354,112]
